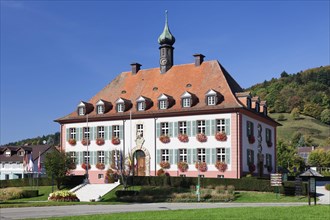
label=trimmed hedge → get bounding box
[127,176,308,195]
[115,190,139,198]
[22,190,39,198]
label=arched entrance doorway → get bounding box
[134,150,146,176]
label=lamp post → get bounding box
[196,160,201,202]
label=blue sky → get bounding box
[1,0,329,145]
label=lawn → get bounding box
[38,205,330,220]
[234,191,308,203]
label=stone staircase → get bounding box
[70,182,120,202]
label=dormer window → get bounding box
[5,151,11,157]
[136,96,150,112]
[18,151,24,156]
[158,94,169,110]
[207,96,216,105]
[181,91,192,108]
[159,100,167,109]
[77,101,92,116]
[78,107,85,116]
[137,101,145,111]
[205,89,219,106]
[97,105,104,114]
[117,103,124,112]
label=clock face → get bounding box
[160,58,167,65]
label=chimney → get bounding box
[193,54,205,66]
[131,63,142,75]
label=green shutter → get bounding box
[169,149,173,164]
[109,126,113,139]
[269,154,272,168]
[91,127,95,140]
[156,123,160,137]
[187,121,191,136]
[104,126,109,140]
[205,120,210,136]
[79,128,83,141]
[192,121,196,136]
[156,149,161,164]
[119,125,123,140]
[94,127,98,139]
[225,119,230,135]
[108,151,112,165]
[66,128,70,141]
[211,148,216,164]
[206,148,210,164]
[105,151,109,165]
[192,148,197,163]
[225,148,230,164]
[169,122,173,137]
[211,120,216,135]
[174,122,178,137]
[187,149,192,164]
[92,151,96,165]
[79,151,83,164]
[173,149,178,164]
[251,150,255,164]
[247,149,250,165]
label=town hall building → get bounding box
[55,13,279,184]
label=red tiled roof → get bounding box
[56,60,248,122]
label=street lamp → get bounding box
[196,160,201,202]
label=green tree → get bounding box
[320,109,330,124]
[44,150,72,189]
[277,141,306,174]
[290,107,300,120]
[308,149,330,167]
[303,102,323,119]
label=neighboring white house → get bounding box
[55,14,280,184]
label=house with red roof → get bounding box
[55,13,280,183]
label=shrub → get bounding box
[227,185,235,194]
[0,187,24,200]
[115,190,139,198]
[48,190,79,202]
[325,184,330,191]
[277,114,286,121]
[215,185,226,194]
[22,190,38,198]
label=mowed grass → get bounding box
[234,191,308,203]
[39,206,330,220]
[269,113,329,145]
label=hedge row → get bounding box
[0,176,84,188]
[127,176,308,195]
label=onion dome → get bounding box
[158,10,175,46]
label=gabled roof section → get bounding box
[158,93,169,100]
[181,91,192,98]
[55,60,248,122]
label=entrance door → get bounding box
[134,150,146,176]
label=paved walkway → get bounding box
[0,203,307,220]
[316,181,330,205]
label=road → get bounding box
[0,203,307,220]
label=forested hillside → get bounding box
[4,132,60,147]
[247,66,330,124]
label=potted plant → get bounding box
[96,162,105,170]
[215,161,227,172]
[196,133,207,142]
[159,160,170,169]
[195,161,207,172]
[159,135,170,143]
[248,135,255,144]
[81,163,91,170]
[248,163,256,173]
[96,138,105,146]
[81,138,90,146]
[215,132,227,142]
[178,133,189,143]
[177,161,189,172]
[68,139,76,146]
[157,168,165,176]
[112,137,120,145]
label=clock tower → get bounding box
[158,10,175,74]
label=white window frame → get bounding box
[161,149,169,162]
[197,148,206,162]
[197,120,206,134]
[97,126,104,139]
[97,105,104,114]
[182,98,191,108]
[137,101,145,111]
[179,149,187,162]
[78,107,84,116]
[98,151,105,164]
[216,148,226,162]
[83,151,90,164]
[117,103,124,112]
[70,152,77,164]
[216,119,225,132]
[136,124,144,137]
[70,128,76,139]
[179,121,187,134]
[207,95,216,105]
[161,122,169,136]
[159,100,167,109]
[5,151,11,157]
[83,127,90,140]
[113,125,120,138]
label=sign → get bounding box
[271,173,282,186]
[310,178,316,193]
[295,177,303,196]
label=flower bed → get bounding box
[248,135,255,144]
[196,133,207,142]
[68,139,76,146]
[177,161,189,172]
[96,138,105,146]
[159,160,170,169]
[215,161,227,172]
[159,135,170,143]
[81,163,91,170]
[178,133,189,143]
[215,132,227,142]
[112,137,120,145]
[195,161,207,172]
[96,163,105,170]
[48,190,79,202]
[81,138,90,146]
